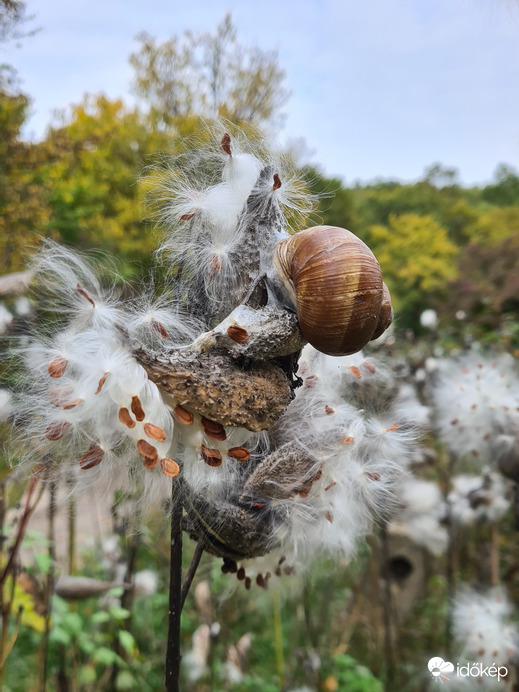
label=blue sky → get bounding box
[6,0,519,185]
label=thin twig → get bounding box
[39,477,56,692]
[180,539,204,609]
[165,479,183,692]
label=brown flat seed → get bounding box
[144,422,167,442]
[118,408,135,428]
[131,395,145,422]
[325,510,334,523]
[151,319,169,339]
[160,458,180,478]
[272,173,282,190]
[385,423,399,432]
[256,574,265,588]
[245,577,251,590]
[61,398,83,410]
[221,133,232,156]
[204,429,227,441]
[237,567,246,580]
[95,372,109,394]
[314,469,323,481]
[180,212,196,221]
[227,446,250,462]
[201,445,222,467]
[142,456,158,470]
[45,421,71,441]
[137,439,158,460]
[76,283,95,307]
[324,482,336,491]
[174,404,194,425]
[49,386,73,405]
[79,443,104,470]
[324,405,334,415]
[366,472,381,481]
[299,491,309,498]
[342,436,354,444]
[349,365,362,379]
[363,361,376,374]
[48,356,68,378]
[226,325,249,344]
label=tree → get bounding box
[367,213,459,323]
[129,13,289,128]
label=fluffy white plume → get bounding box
[430,352,519,464]
[388,478,448,555]
[451,587,519,690]
[448,472,510,526]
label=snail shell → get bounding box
[273,225,393,356]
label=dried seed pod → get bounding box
[226,325,249,344]
[201,445,222,467]
[174,404,194,425]
[144,422,167,442]
[160,458,180,478]
[273,225,393,356]
[227,446,250,462]
[79,443,104,470]
[48,356,68,378]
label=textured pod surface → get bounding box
[274,225,387,356]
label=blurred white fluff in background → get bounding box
[388,477,448,556]
[448,472,510,526]
[450,587,519,690]
[430,352,519,464]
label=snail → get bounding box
[272,225,393,357]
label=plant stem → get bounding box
[67,496,76,575]
[380,524,395,691]
[165,479,183,692]
[39,477,56,692]
[180,539,204,609]
[273,590,285,688]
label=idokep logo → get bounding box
[428,656,509,684]
[428,657,454,683]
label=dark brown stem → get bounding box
[0,475,40,587]
[180,539,204,609]
[165,480,183,692]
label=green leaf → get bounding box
[116,670,137,690]
[93,646,118,666]
[118,630,136,654]
[61,612,83,635]
[91,611,111,624]
[78,665,97,685]
[108,606,131,621]
[34,552,52,574]
[49,627,71,646]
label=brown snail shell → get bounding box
[273,225,393,356]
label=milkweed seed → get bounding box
[384,423,399,433]
[118,408,135,428]
[61,398,83,410]
[79,443,104,470]
[95,372,109,394]
[137,439,158,460]
[131,395,145,421]
[142,456,158,470]
[324,482,336,491]
[180,212,196,221]
[325,511,333,523]
[324,405,334,415]
[174,405,194,425]
[366,472,381,481]
[76,283,95,307]
[160,458,180,478]
[144,422,167,442]
[313,469,323,481]
[48,356,68,378]
[227,446,250,462]
[349,365,362,379]
[45,421,71,441]
[151,319,169,339]
[363,361,376,374]
[342,436,354,444]
[256,574,265,588]
[221,133,232,156]
[272,173,282,190]
[201,445,222,467]
[245,577,251,590]
[237,567,245,580]
[226,325,249,343]
[201,417,226,441]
